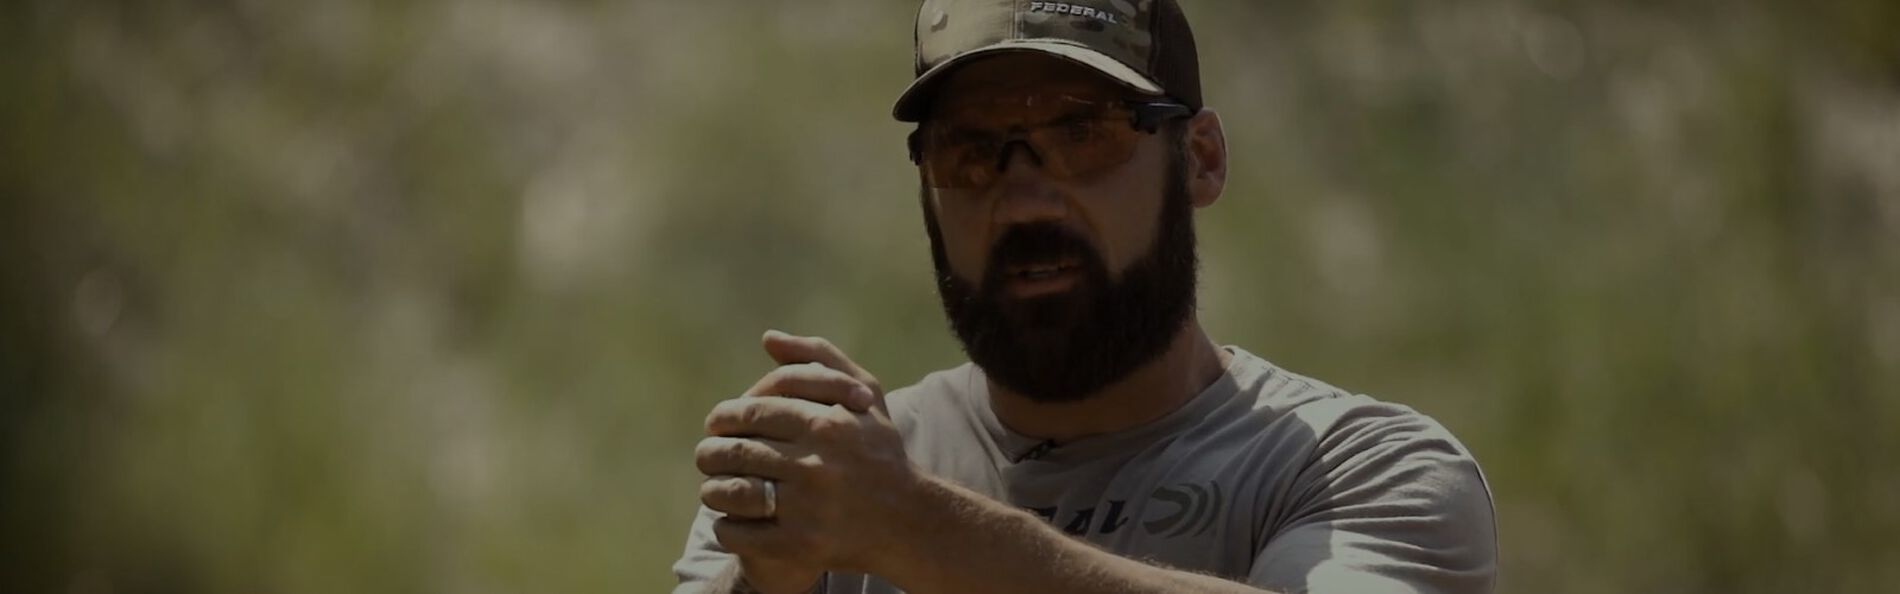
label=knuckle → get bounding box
[738,399,766,426]
[804,363,848,388]
[819,370,860,394]
[693,440,722,473]
[696,438,749,472]
[706,399,743,429]
[711,479,762,514]
[779,363,819,385]
[721,438,754,460]
[764,364,832,395]
[698,478,731,505]
[711,519,745,550]
[803,370,847,392]
[771,363,809,383]
[812,422,847,446]
[787,458,821,484]
[806,415,843,441]
[825,404,860,427]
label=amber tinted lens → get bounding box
[919,102,1140,189]
[1025,118,1139,181]
[920,126,1001,189]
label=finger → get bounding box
[693,436,803,479]
[704,396,840,440]
[713,516,802,561]
[762,330,884,410]
[761,331,871,382]
[700,475,777,520]
[744,362,875,411]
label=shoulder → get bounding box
[1227,350,1479,465]
[1241,349,1493,526]
[1227,352,1498,591]
[1215,349,1492,529]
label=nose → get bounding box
[992,139,1043,173]
[992,141,1068,225]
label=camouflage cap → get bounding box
[892,0,1203,122]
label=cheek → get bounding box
[1078,141,1170,272]
[932,197,991,280]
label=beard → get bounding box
[921,154,1199,404]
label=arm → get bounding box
[694,332,1274,594]
[1246,405,1498,594]
[876,475,1277,594]
[693,333,1492,594]
[878,407,1497,594]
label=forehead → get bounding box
[931,53,1131,115]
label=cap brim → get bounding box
[891,40,1165,122]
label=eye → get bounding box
[930,127,996,156]
[1058,119,1097,143]
[960,136,1003,160]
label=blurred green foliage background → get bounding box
[3,1,1897,592]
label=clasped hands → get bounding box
[696,330,922,593]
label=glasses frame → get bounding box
[907,99,1194,165]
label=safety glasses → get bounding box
[908,96,1193,190]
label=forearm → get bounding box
[878,476,1277,594]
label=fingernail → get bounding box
[851,386,875,408]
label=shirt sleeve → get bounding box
[1246,405,1498,594]
[671,504,736,593]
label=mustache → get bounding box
[987,222,1096,271]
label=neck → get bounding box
[985,316,1231,443]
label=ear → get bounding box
[1183,108,1228,209]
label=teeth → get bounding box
[1017,264,1065,279]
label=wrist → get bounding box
[863,471,950,579]
[870,473,1038,590]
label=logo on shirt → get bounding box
[1019,480,1226,538]
[1142,480,1224,537]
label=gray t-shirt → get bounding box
[673,347,1497,593]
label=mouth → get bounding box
[1003,258,1082,297]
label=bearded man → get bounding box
[673,2,1498,593]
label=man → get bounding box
[673,1,1497,592]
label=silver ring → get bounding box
[760,478,778,518]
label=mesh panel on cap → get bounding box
[1149,0,1202,112]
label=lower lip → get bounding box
[1005,268,1081,297]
